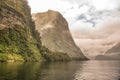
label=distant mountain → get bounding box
[105,43,120,53]
[32,10,87,60]
[95,43,120,60]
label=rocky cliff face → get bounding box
[0,0,43,62]
[95,43,120,60]
[0,0,87,62]
[32,10,87,60]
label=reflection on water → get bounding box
[0,62,42,80]
[74,61,120,80]
[0,61,120,80]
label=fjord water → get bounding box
[0,61,120,80]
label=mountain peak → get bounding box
[32,10,65,24]
[32,10,87,60]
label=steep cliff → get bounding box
[0,0,43,62]
[32,10,87,60]
[0,0,87,62]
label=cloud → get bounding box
[28,0,120,29]
[28,0,120,59]
[77,14,96,27]
[28,0,72,13]
[72,19,120,58]
[77,14,86,20]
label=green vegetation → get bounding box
[0,0,30,17]
[0,24,70,62]
[0,24,43,62]
[0,53,24,62]
[0,0,79,62]
[40,47,70,62]
[0,0,44,62]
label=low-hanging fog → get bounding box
[72,20,120,59]
[28,0,120,59]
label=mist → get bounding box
[72,20,120,59]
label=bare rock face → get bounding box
[32,10,87,60]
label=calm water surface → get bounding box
[0,60,120,80]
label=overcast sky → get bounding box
[28,0,120,58]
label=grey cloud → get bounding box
[66,7,74,11]
[88,6,95,13]
[77,8,119,27]
[60,0,120,58]
[85,20,96,27]
[78,3,89,8]
[77,14,96,27]
[76,4,98,27]
[72,20,120,58]
[63,0,120,28]
[77,14,86,20]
